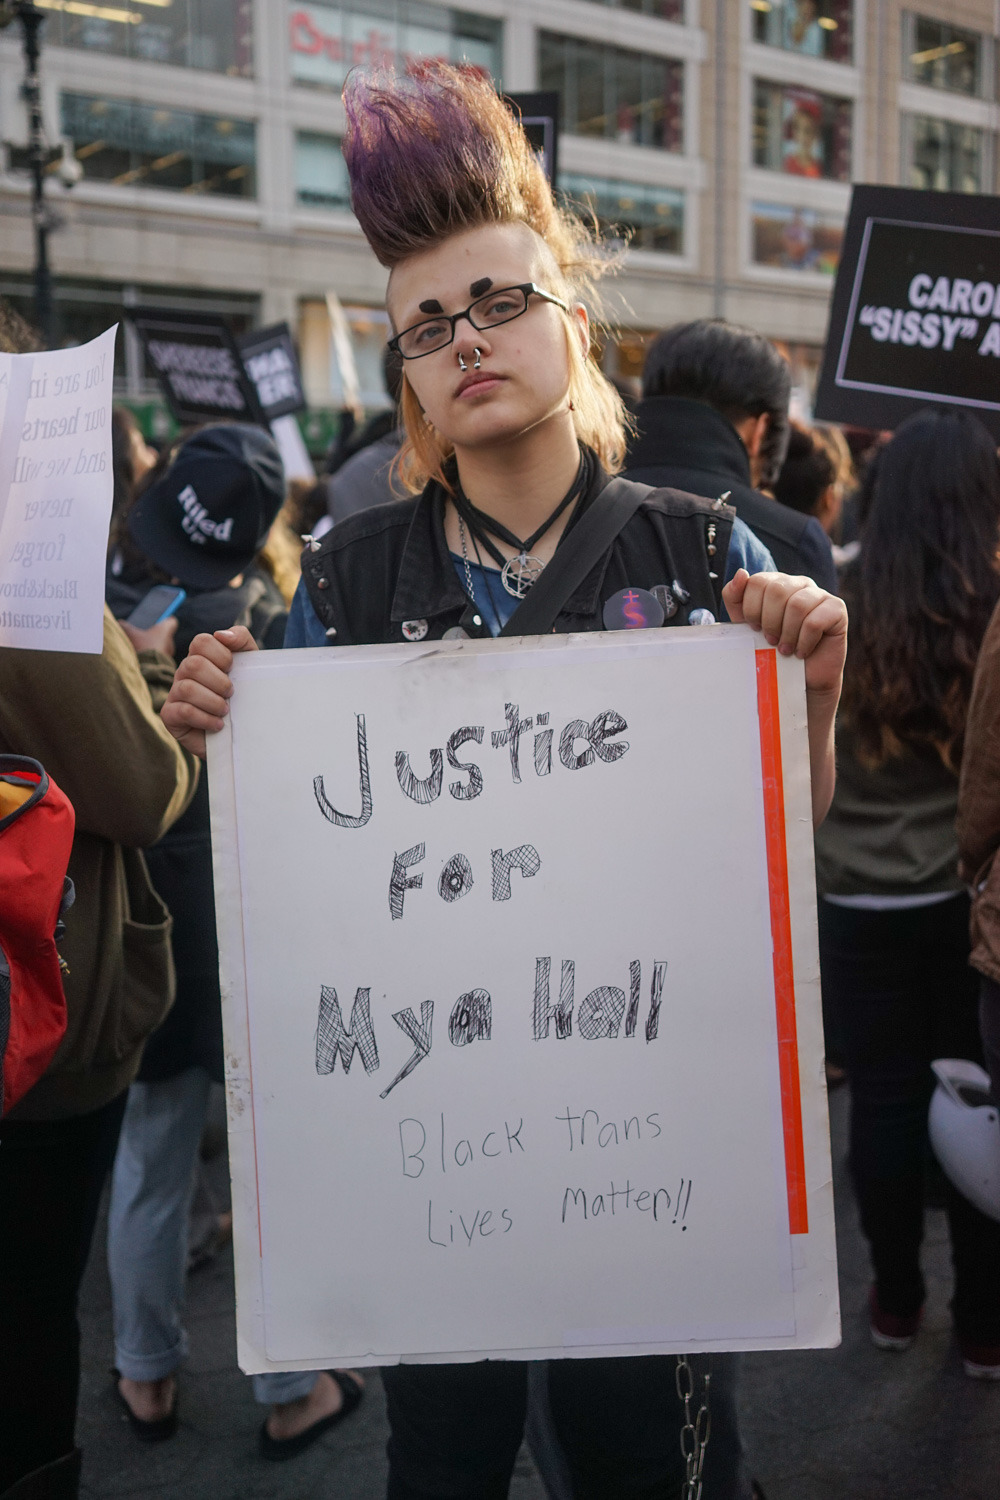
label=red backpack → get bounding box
[0,756,75,1116]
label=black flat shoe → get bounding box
[112,1370,178,1443]
[259,1369,364,1462]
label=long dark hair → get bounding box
[841,410,1000,771]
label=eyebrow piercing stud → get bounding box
[458,352,467,372]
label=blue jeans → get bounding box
[107,1066,315,1405]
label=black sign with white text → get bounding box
[129,308,265,427]
[506,91,559,185]
[237,323,307,421]
[814,185,1000,437]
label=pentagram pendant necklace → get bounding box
[501,551,544,599]
[452,451,589,598]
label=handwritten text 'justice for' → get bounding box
[311,701,629,920]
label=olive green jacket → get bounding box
[0,607,199,1119]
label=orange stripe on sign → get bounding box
[755,648,809,1235]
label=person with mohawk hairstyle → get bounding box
[162,62,847,1498]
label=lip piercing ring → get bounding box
[458,352,467,372]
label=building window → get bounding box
[753,81,851,181]
[905,115,985,192]
[574,0,685,16]
[42,1,253,76]
[750,202,843,274]
[61,94,256,199]
[289,1,501,91]
[750,1,853,63]
[539,34,684,152]
[904,15,986,98]
[295,133,350,208]
[561,173,684,252]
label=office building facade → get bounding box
[1,0,998,428]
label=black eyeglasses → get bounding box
[388,283,569,360]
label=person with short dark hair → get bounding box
[626,319,838,590]
[104,425,365,1456]
[773,421,840,535]
[324,345,407,524]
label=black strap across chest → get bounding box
[497,478,651,637]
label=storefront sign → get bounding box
[289,1,497,91]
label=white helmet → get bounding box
[929,1058,1000,1224]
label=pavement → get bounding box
[77,1083,1000,1500]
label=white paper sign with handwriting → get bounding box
[0,327,116,654]
[209,627,840,1370]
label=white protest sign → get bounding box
[209,628,839,1371]
[0,327,116,653]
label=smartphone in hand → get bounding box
[126,585,187,630]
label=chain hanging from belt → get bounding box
[451,449,590,599]
[675,1354,711,1500]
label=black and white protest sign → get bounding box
[506,92,559,184]
[815,185,1000,435]
[236,323,307,421]
[209,630,838,1371]
[129,308,264,427]
[0,328,116,653]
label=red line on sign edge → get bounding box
[755,648,809,1235]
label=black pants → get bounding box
[980,974,1000,1107]
[382,1353,749,1500]
[0,1093,127,1492]
[819,897,1000,1342]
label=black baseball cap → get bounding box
[127,423,285,589]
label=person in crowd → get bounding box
[109,407,157,549]
[103,424,364,1457]
[0,298,199,1500]
[159,63,846,1499]
[625,319,838,591]
[283,475,334,546]
[784,0,825,55]
[259,489,309,606]
[957,594,1000,1106]
[325,345,406,524]
[815,409,1000,1380]
[773,422,841,535]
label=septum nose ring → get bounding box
[457,352,467,372]
[473,348,482,370]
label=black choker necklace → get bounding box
[452,451,590,598]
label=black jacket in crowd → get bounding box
[299,457,735,646]
[106,565,288,1084]
[625,396,838,593]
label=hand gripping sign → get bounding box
[208,627,840,1371]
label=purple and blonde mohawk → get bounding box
[342,62,572,269]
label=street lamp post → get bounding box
[1,1,53,346]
